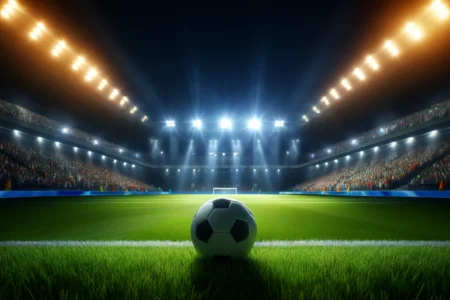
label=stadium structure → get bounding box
[1,0,450,299]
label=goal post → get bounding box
[213,187,238,195]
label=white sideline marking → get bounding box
[1,240,450,247]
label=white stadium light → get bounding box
[316,164,319,168]
[166,169,169,172]
[160,151,164,154]
[321,96,330,106]
[330,88,340,100]
[93,139,99,145]
[407,137,415,143]
[277,169,280,172]
[248,118,260,130]
[360,151,364,156]
[88,151,92,156]
[141,116,148,122]
[37,137,43,143]
[13,129,20,137]
[192,119,203,129]
[130,106,138,114]
[325,162,329,166]
[222,152,225,156]
[132,164,135,168]
[302,115,309,122]
[54,141,60,147]
[109,88,119,100]
[120,96,129,106]
[62,127,70,134]
[341,79,352,91]
[391,141,397,148]
[429,130,438,137]
[123,162,127,166]
[220,118,232,130]
[98,79,108,90]
[327,148,332,154]
[102,155,105,160]
[114,159,117,163]
[274,120,284,127]
[166,120,176,127]
[334,159,338,163]
[351,139,357,145]
[312,106,321,114]
[374,146,379,152]
[346,155,350,160]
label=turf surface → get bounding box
[1,195,450,240]
[1,246,449,299]
[1,194,450,299]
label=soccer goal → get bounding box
[213,187,238,195]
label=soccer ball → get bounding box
[190,198,257,259]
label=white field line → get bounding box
[33,201,414,205]
[1,240,450,247]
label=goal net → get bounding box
[213,187,238,195]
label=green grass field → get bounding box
[1,194,450,299]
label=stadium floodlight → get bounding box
[431,0,449,20]
[407,137,415,143]
[192,119,203,129]
[219,118,232,130]
[73,146,78,152]
[85,68,98,82]
[160,151,164,154]
[101,155,105,160]
[384,40,400,57]
[321,96,330,106]
[346,155,350,160]
[286,151,290,154]
[360,151,364,156]
[87,151,92,156]
[130,106,138,114]
[353,68,366,81]
[141,116,148,122]
[72,56,85,71]
[351,139,357,145]
[93,139,99,145]
[429,130,438,137]
[1,1,18,19]
[222,152,225,156]
[29,22,45,40]
[390,141,397,148]
[123,162,127,166]
[37,136,43,143]
[211,169,214,172]
[62,127,70,134]
[109,88,119,101]
[120,96,129,106]
[311,153,315,158]
[316,164,319,168]
[98,79,108,90]
[165,169,169,172]
[119,148,123,153]
[374,146,379,152]
[51,41,67,57]
[302,115,309,122]
[178,169,180,172]
[233,152,238,157]
[405,22,423,41]
[341,79,352,91]
[236,169,239,172]
[54,141,60,148]
[274,120,284,127]
[366,55,380,71]
[113,159,117,163]
[325,162,329,166]
[265,169,268,172]
[330,88,340,100]
[312,106,321,114]
[327,148,332,154]
[334,159,338,163]
[248,118,261,130]
[132,164,135,168]
[166,120,175,127]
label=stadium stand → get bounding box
[297,137,450,191]
[0,99,140,161]
[0,134,155,191]
[312,100,450,160]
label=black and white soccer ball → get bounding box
[190,198,257,259]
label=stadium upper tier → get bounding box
[0,130,154,191]
[0,99,142,162]
[308,100,450,162]
[296,131,450,191]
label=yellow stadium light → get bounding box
[431,0,449,20]
[353,68,366,81]
[120,96,129,106]
[84,68,97,82]
[51,40,67,57]
[9,0,19,8]
[366,55,379,71]
[341,78,352,90]
[321,96,330,106]
[302,115,309,122]
[141,116,148,122]
[72,56,85,71]
[29,22,45,40]
[130,106,138,114]
[109,88,119,100]
[404,22,423,41]
[330,88,340,99]
[312,106,320,114]
[1,9,9,19]
[98,79,108,90]
[384,40,400,57]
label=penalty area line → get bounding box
[1,240,450,247]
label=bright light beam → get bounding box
[353,68,366,81]
[192,119,203,129]
[366,55,380,71]
[384,40,400,56]
[247,118,261,130]
[431,0,449,20]
[341,79,352,91]
[220,118,232,130]
[109,88,119,100]
[312,106,321,114]
[330,88,340,100]
[404,22,423,41]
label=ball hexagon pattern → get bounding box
[190,198,257,259]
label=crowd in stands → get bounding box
[314,100,450,159]
[0,99,139,160]
[297,139,450,191]
[0,138,155,191]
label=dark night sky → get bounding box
[0,0,449,155]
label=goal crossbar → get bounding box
[213,187,238,194]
